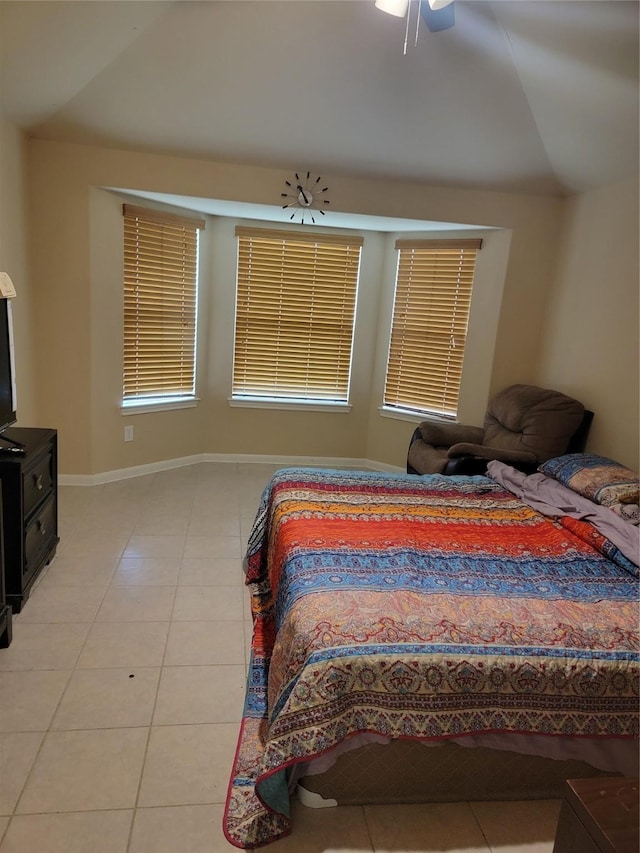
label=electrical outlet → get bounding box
[124,425,134,442]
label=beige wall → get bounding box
[27,138,567,475]
[22,140,637,474]
[536,178,639,471]
[89,188,388,473]
[91,185,508,475]
[0,113,38,424]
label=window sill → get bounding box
[229,397,351,413]
[378,406,455,424]
[121,397,199,415]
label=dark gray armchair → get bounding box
[407,384,592,476]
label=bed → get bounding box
[223,459,639,849]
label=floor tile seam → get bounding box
[128,802,232,853]
[147,720,241,730]
[151,701,244,728]
[158,661,246,669]
[131,802,221,811]
[359,801,495,852]
[170,616,246,625]
[9,728,48,819]
[6,617,100,625]
[64,573,124,679]
[167,618,247,624]
[96,591,173,630]
[120,498,189,562]
[72,660,168,672]
[0,666,73,735]
[53,543,129,566]
[110,581,180,588]
[466,800,495,851]
[136,794,226,808]
[70,616,246,669]
[166,579,180,623]
[172,582,245,590]
[0,666,74,677]
[352,803,376,852]
[128,723,155,851]
[4,468,256,829]
[175,579,246,588]
[43,554,122,586]
[50,663,165,734]
[122,540,188,563]
[67,619,171,672]
[8,804,137,818]
[0,726,50,741]
[131,592,181,821]
[42,722,157,734]
[129,723,228,846]
[133,493,199,529]
[0,809,136,853]
[0,587,106,676]
[28,549,151,739]
[22,577,113,592]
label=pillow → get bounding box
[539,453,640,507]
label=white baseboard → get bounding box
[59,453,404,486]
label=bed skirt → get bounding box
[297,738,622,806]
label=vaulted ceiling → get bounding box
[1,0,638,197]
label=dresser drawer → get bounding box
[24,496,56,578]
[23,450,54,518]
[0,427,59,614]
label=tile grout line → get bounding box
[5,540,123,827]
[1,464,299,850]
[467,801,495,852]
[2,477,141,839]
[358,804,377,853]
[125,485,188,853]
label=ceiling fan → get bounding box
[376,0,455,51]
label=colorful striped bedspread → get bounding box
[224,469,639,848]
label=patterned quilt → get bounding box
[223,469,639,848]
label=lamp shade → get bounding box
[375,0,410,17]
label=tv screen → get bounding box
[0,299,17,432]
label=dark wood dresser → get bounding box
[553,777,639,853]
[0,481,11,647]
[0,427,59,614]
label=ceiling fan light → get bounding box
[375,0,410,18]
[428,0,454,9]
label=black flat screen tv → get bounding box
[0,299,17,433]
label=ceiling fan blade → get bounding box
[421,1,455,32]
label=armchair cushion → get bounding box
[417,421,484,447]
[407,383,589,476]
[483,384,585,464]
[447,442,537,466]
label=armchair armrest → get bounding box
[417,422,484,447]
[447,442,537,466]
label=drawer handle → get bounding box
[34,474,44,491]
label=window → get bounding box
[232,227,363,405]
[384,238,482,419]
[122,204,205,408]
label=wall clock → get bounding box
[281,172,330,224]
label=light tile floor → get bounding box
[0,462,562,852]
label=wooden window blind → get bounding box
[233,227,363,402]
[384,239,482,419]
[122,204,204,403]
